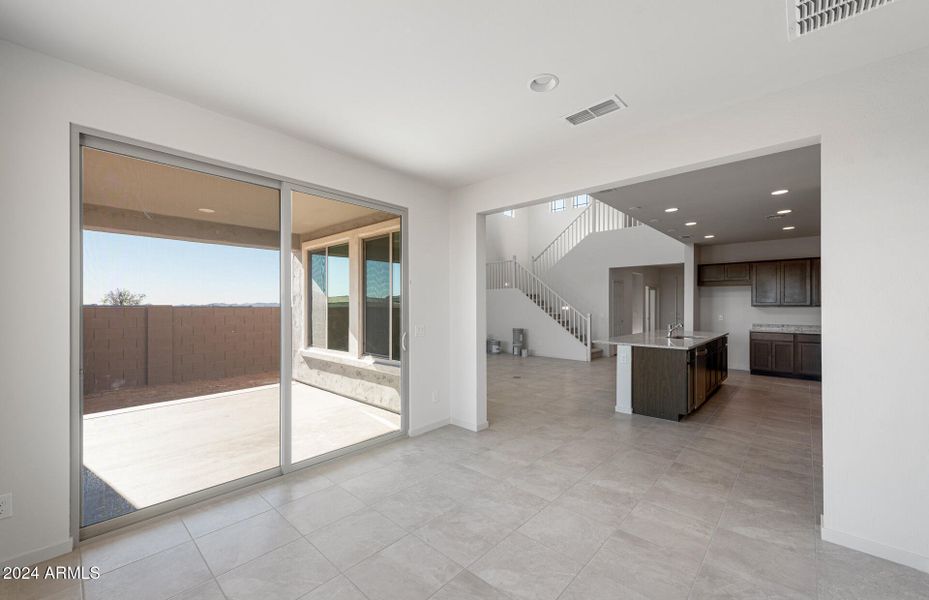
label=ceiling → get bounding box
[2,1,928,187]
[85,148,391,235]
[592,145,820,246]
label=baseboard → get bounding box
[821,525,929,574]
[408,417,451,437]
[0,538,74,569]
[449,418,488,432]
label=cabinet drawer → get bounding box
[796,334,821,343]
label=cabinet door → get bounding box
[752,262,781,306]
[750,339,773,371]
[797,339,822,377]
[772,341,795,373]
[699,264,726,284]
[781,259,812,306]
[811,258,821,307]
[725,263,751,283]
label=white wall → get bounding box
[486,290,588,361]
[698,237,822,371]
[485,209,529,263]
[541,226,685,350]
[699,236,821,265]
[451,47,929,572]
[0,41,451,567]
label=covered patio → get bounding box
[82,381,400,525]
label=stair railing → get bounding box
[487,257,592,361]
[532,199,640,274]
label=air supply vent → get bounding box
[790,0,895,38]
[564,95,627,126]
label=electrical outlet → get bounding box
[0,493,11,520]
[415,325,426,338]
[431,391,439,403]
[718,314,724,321]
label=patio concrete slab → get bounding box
[82,382,400,525]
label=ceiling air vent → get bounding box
[564,95,627,126]
[790,0,895,38]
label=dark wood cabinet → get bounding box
[751,262,781,306]
[811,258,821,307]
[700,257,821,308]
[699,262,751,286]
[780,259,812,306]
[750,331,821,380]
[796,334,822,377]
[632,335,728,421]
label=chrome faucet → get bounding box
[666,322,684,338]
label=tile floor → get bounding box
[5,355,929,599]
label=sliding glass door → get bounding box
[80,146,281,528]
[76,133,406,535]
[289,190,403,464]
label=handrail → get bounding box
[532,199,640,274]
[487,256,592,361]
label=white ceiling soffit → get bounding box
[0,1,926,187]
[591,145,821,246]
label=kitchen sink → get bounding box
[670,335,706,340]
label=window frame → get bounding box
[362,230,402,361]
[572,195,590,209]
[550,198,566,212]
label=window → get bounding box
[308,243,350,351]
[364,231,402,359]
[572,195,590,209]
[502,209,515,218]
[550,199,566,212]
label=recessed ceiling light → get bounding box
[627,206,642,210]
[197,208,216,213]
[685,222,697,227]
[782,226,796,231]
[771,189,789,196]
[664,207,679,213]
[777,209,792,215]
[704,234,715,239]
[529,73,559,93]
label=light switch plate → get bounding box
[414,325,426,337]
[0,493,11,519]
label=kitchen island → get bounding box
[596,331,728,421]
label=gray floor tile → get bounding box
[277,485,366,534]
[345,536,461,600]
[84,541,212,600]
[194,509,301,575]
[217,538,339,600]
[470,532,582,600]
[308,508,406,571]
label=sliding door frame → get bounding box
[70,125,409,542]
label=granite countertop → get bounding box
[595,330,728,351]
[751,324,821,334]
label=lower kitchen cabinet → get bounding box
[750,331,821,380]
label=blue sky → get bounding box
[83,231,280,305]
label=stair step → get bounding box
[590,348,603,359]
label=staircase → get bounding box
[487,258,598,361]
[532,198,640,275]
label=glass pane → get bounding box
[327,244,350,351]
[81,147,280,527]
[291,191,402,463]
[308,249,327,348]
[391,232,402,360]
[364,235,390,358]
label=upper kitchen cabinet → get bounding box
[780,259,812,306]
[812,258,821,307]
[751,261,781,305]
[699,262,751,286]
[700,257,820,307]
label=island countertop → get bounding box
[595,330,729,351]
